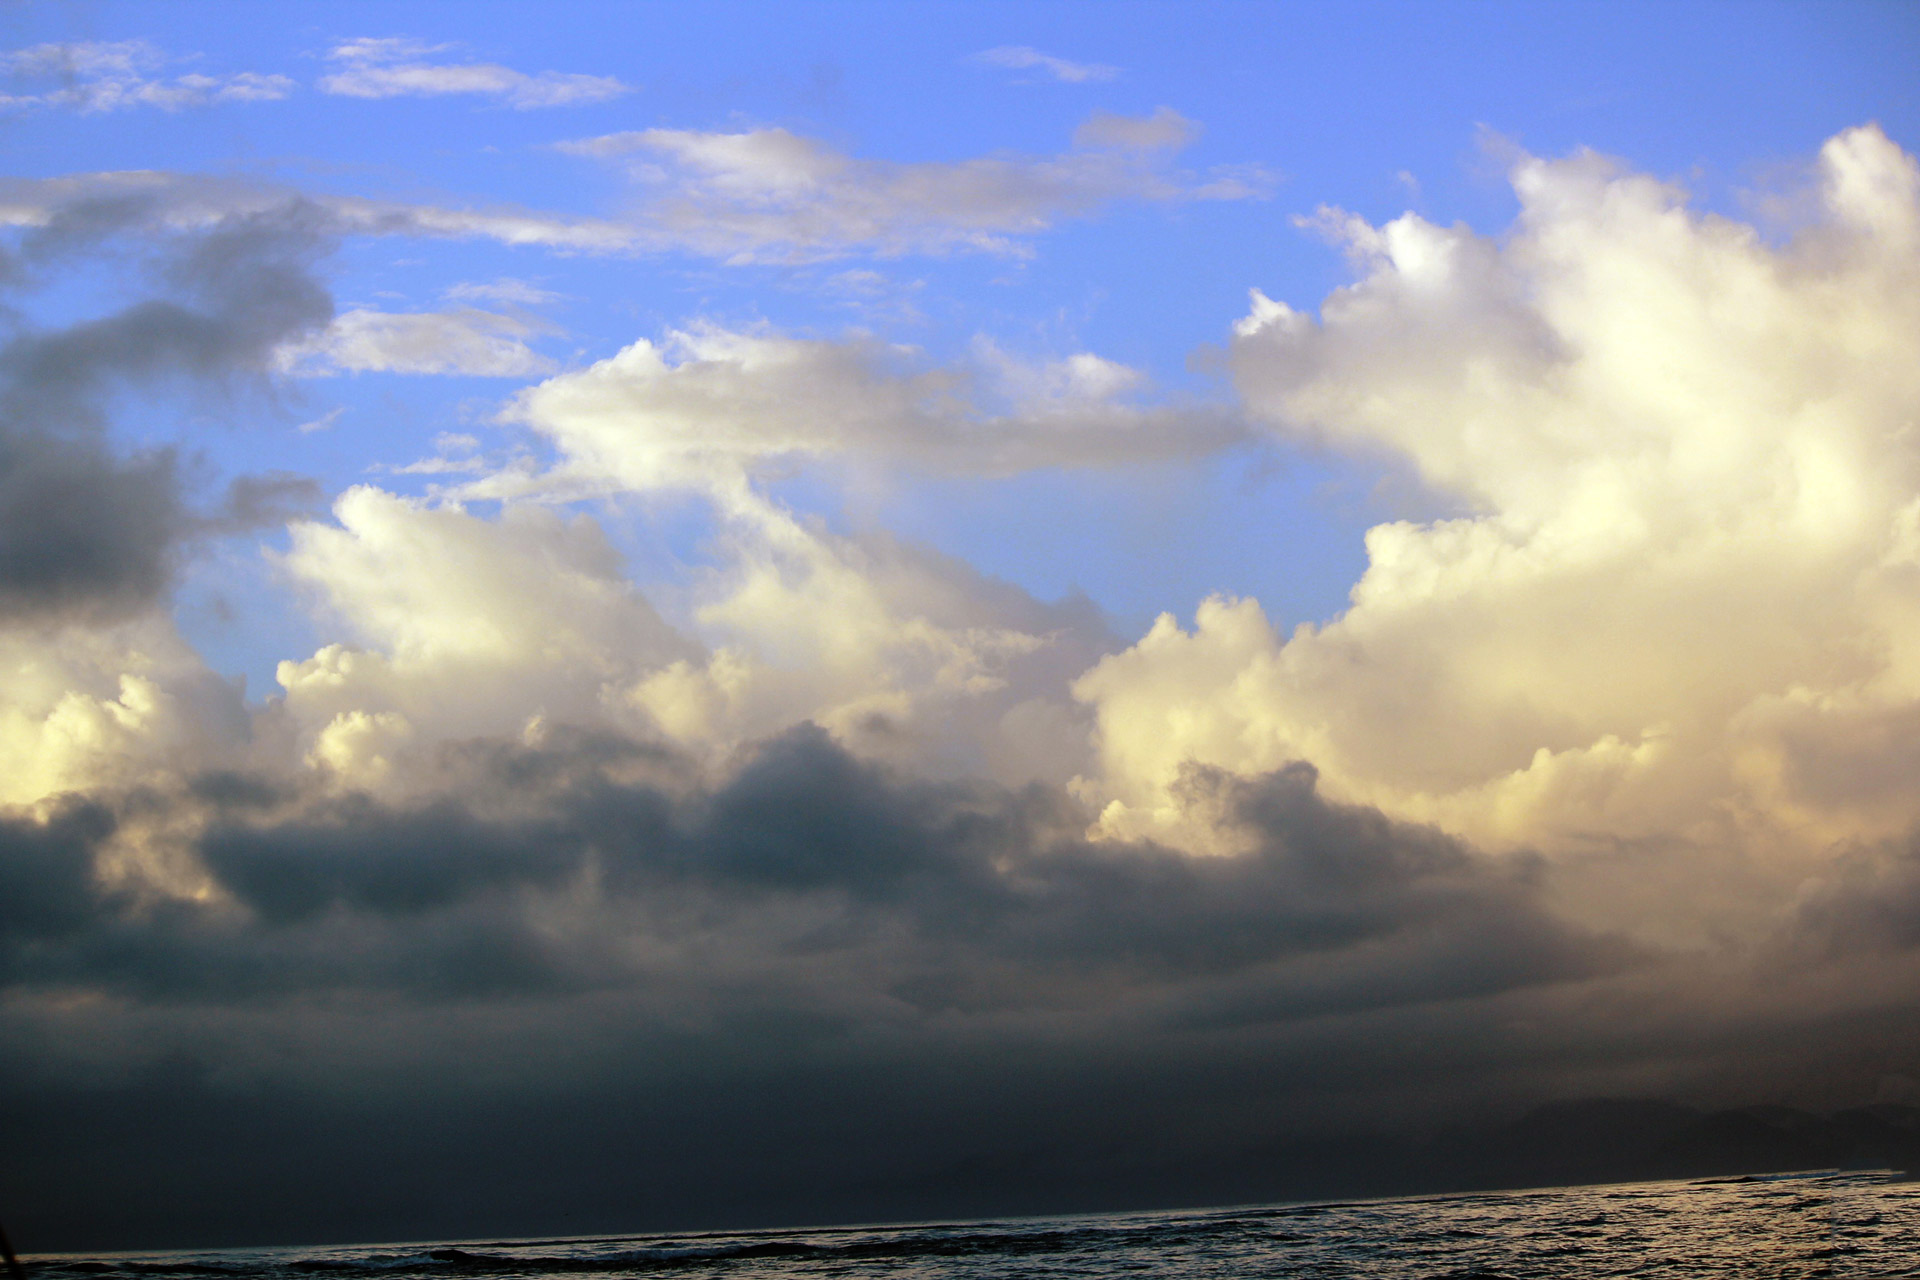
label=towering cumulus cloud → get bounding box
[1078,125,1920,932]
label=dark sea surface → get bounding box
[27,1170,1920,1279]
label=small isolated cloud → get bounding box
[442,277,564,307]
[319,37,630,109]
[381,430,489,476]
[297,406,346,435]
[972,45,1119,84]
[278,308,558,377]
[0,40,293,113]
[1074,106,1199,152]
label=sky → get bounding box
[3,0,1920,1251]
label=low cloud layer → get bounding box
[8,723,1920,1247]
[1,727,1616,1008]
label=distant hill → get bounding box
[1455,1099,1920,1189]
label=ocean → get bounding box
[23,1170,1919,1279]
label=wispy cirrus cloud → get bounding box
[971,45,1119,84]
[557,113,1271,262]
[0,39,293,112]
[442,277,565,308]
[319,37,629,108]
[0,109,1265,266]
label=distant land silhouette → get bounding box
[1430,1098,1920,1190]
[8,1091,1915,1252]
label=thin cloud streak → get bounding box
[0,111,1272,264]
[319,36,630,108]
[556,116,1270,262]
[972,45,1121,84]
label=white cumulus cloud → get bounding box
[1071,125,1920,938]
[274,488,696,780]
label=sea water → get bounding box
[27,1170,1920,1279]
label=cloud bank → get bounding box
[4,123,1920,1248]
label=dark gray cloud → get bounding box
[0,436,183,619]
[1783,828,1920,957]
[0,198,333,623]
[9,726,1616,1011]
[0,796,116,942]
[6,724,1920,1249]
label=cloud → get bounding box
[0,172,635,259]
[5,117,1919,1249]
[0,197,335,811]
[5,728,1617,1008]
[269,466,1110,792]
[319,37,630,108]
[557,121,1265,262]
[1,119,1266,266]
[442,277,564,307]
[478,324,1236,780]
[272,487,698,778]
[0,797,115,943]
[971,45,1120,84]
[0,199,334,626]
[506,322,1245,491]
[13,719,1920,1248]
[0,40,293,112]
[0,615,256,809]
[276,307,558,377]
[1071,125,1920,938]
[1073,107,1198,152]
[1785,828,1920,960]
